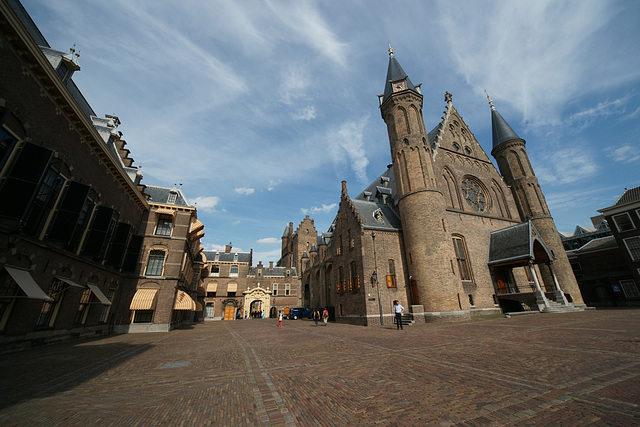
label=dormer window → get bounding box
[56,63,73,84]
[233,253,238,262]
[167,192,177,204]
[214,252,220,261]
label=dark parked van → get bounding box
[286,307,312,320]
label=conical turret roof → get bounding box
[381,47,419,104]
[489,100,522,151]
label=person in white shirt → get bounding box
[393,300,404,330]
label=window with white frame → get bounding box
[155,214,173,236]
[623,236,640,261]
[619,279,640,298]
[273,284,278,296]
[285,284,290,295]
[210,265,220,277]
[145,250,166,276]
[613,213,635,232]
[230,265,239,277]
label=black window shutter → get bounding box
[106,222,132,268]
[122,235,143,273]
[46,182,90,243]
[82,206,115,257]
[0,142,53,219]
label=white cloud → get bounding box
[235,187,255,195]
[606,145,640,163]
[292,106,316,121]
[266,180,280,191]
[535,147,598,185]
[301,203,337,215]
[327,117,370,184]
[566,97,628,128]
[191,196,220,213]
[257,237,280,244]
[438,0,629,126]
[252,248,283,264]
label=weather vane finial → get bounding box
[484,89,495,110]
[388,43,394,58]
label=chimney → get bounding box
[269,261,274,269]
[341,180,347,197]
[225,243,232,253]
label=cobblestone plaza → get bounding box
[1,310,639,426]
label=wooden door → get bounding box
[224,306,235,320]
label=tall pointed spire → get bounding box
[381,45,419,104]
[486,92,522,153]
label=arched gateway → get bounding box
[243,285,271,319]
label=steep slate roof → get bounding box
[202,251,252,263]
[490,104,522,152]
[614,185,640,206]
[145,185,190,207]
[488,222,553,266]
[355,166,399,205]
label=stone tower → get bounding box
[379,48,469,320]
[489,100,584,304]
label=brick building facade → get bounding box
[200,245,300,320]
[0,0,203,348]
[291,49,585,326]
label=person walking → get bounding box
[322,308,329,326]
[277,311,283,327]
[393,300,404,330]
[312,309,320,327]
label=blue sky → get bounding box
[22,0,640,263]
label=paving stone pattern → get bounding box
[0,310,639,426]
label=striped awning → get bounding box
[174,290,196,311]
[130,288,158,310]
[227,282,237,292]
[189,219,204,234]
[206,282,218,292]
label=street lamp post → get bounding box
[371,232,384,325]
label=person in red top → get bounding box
[322,308,329,326]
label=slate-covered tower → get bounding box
[489,100,584,304]
[379,48,469,319]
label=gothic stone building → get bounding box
[293,49,585,326]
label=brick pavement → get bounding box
[0,309,638,426]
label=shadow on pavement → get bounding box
[0,339,153,410]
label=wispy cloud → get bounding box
[535,147,598,185]
[257,237,280,244]
[301,203,337,215]
[191,196,220,213]
[606,145,640,163]
[439,0,631,126]
[292,106,316,121]
[566,97,628,128]
[235,187,255,195]
[327,117,370,184]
